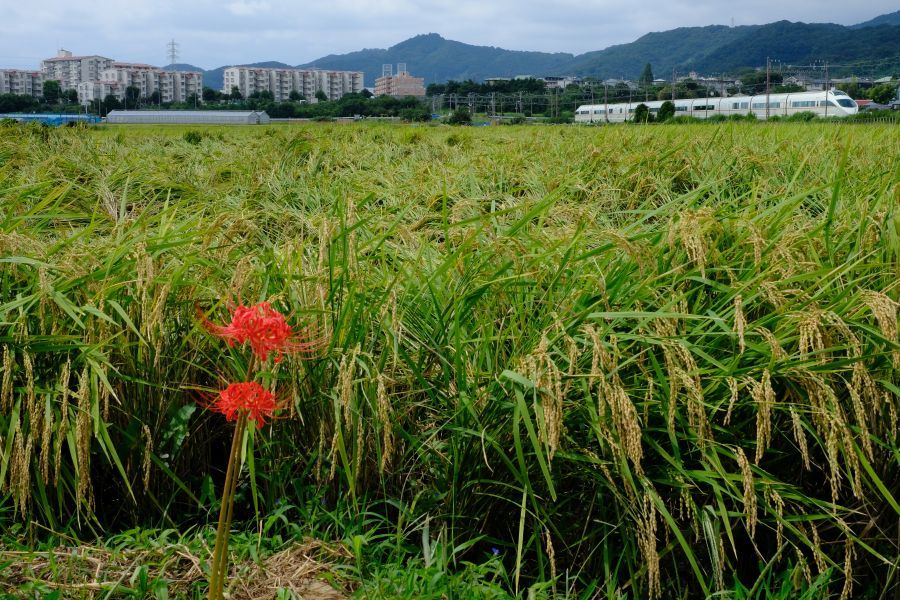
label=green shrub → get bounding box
[182,130,204,144]
[448,108,472,125]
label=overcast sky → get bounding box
[0,1,895,70]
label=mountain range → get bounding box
[183,11,900,90]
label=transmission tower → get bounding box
[167,39,179,67]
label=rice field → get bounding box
[0,120,898,598]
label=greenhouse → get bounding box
[105,110,271,125]
[0,113,101,126]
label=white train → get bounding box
[575,90,858,123]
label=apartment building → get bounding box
[76,80,121,104]
[41,49,114,90]
[101,63,160,99]
[0,69,43,97]
[374,64,425,97]
[100,64,203,103]
[222,66,364,101]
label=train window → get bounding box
[675,106,688,111]
[837,99,855,108]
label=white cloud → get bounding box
[225,1,272,17]
[0,0,895,69]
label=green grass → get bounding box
[0,120,898,598]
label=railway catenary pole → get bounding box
[604,82,609,123]
[824,61,829,118]
[766,57,770,119]
[672,68,676,103]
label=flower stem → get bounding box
[208,411,247,599]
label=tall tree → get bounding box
[639,63,654,86]
[657,100,675,121]
[633,103,651,122]
[124,86,141,109]
[42,80,61,104]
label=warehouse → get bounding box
[105,110,271,124]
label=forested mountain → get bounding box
[163,63,205,73]
[296,33,574,85]
[851,10,900,29]
[195,12,899,90]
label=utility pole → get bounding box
[824,61,829,117]
[765,57,770,119]
[705,80,710,118]
[672,68,676,103]
[604,82,609,123]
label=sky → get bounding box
[0,1,896,70]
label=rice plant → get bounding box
[0,121,897,597]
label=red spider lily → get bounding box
[210,381,279,425]
[199,301,323,363]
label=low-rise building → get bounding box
[222,66,364,101]
[375,64,425,97]
[541,76,580,89]
[0,69,43,97]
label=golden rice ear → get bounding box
[142,424,153,490]
[735,447,757,539]
[637,492,661,599]
[75,367,93,510]
[861,290,899,367]
[840,538,856,600]
[733,294,746,355]
[749,369,775,463]
[0,346,13,413]
[789,407,811,470]
[376,373,393,473]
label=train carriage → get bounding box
[575,90,858,123]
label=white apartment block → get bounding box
[100,64,203,103]
[0,69,43,97]
[222,67,364,101]
[41,49,114,90]
[76,81,118,104]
